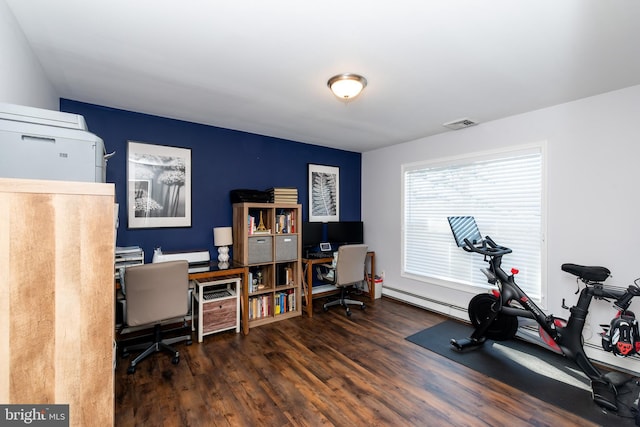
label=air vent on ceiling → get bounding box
[443,118,479,130]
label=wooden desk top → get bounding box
[188,261,247,280]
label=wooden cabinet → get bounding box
[0,178,115,426]
[232,203,302,331]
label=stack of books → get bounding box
[275,210,296,234]
[267,187,298,204]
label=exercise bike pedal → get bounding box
[450,337,486,352]
[591,380,618,412]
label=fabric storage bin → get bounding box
[275,235,298,261]
[248,236,273,264]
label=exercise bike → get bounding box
[448,216,640,412]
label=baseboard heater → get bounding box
[382,286,468,320]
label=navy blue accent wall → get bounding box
[60,100,361,262]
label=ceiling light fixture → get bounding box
[327,73,367,101]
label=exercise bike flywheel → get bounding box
[468,293,518,341]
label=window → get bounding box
[402,145,544,302]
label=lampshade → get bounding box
[327,73,367,100]
[213,227,233,247]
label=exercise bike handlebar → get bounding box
[462,235,512,257]
[613,284,640,311]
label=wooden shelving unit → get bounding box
[233,202,302,331]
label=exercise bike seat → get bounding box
[561,263,611,282]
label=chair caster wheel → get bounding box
[346,310,352,317]
[186,340,192,346]
[360,304,366,310]
[323,306,328,312]
[127,366,136,374]
[121,350,129,358]
[171,356,180,365]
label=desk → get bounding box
[117,262,249,335]
[301,251,375,318]
[188,262,250,335]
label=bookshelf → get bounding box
[233,202,302,330]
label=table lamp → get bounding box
[213,226,233,263]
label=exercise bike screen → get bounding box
[448,216,482,247]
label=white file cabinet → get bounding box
[192,277,241,342]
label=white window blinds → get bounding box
[402,146,543,300]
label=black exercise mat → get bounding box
[407,320,640,426]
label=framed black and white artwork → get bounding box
[127,141,192,228]
[308,163,339,222]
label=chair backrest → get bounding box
[124,260,189,327]
[335,244,368,287]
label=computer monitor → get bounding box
[302,221,324,248]
[327,221,364,245]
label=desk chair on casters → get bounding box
[121,260,192,374]
[321,244,369,317]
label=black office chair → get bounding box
[120,260,192,374]
[320,244,368,316]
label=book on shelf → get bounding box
[276,264,294,286]
[252,229,271,235]
[274,289,296,315]
[249,294,273,320]
[287,289,296,312]
[247,215,256,235]
[248,211,272,235]
[285,267,293,285]
[275,209,296,234]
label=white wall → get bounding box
[0,0,57,109]
[363,84,640,370]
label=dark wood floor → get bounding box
[115,296,601,426]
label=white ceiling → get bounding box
[6,0,640,153]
